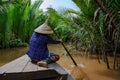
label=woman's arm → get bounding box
[46,36,61,44]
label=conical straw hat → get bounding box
[34,19,53,34]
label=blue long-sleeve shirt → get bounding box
[26,32,60,61]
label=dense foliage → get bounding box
[0,0,45,48]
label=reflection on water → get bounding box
[71,66,89,80]
[0,44,120,80]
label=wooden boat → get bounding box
[0,55,73,80]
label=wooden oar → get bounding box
[48,20,77,66]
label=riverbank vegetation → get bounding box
[0,0,45,48]
[0,0,120,69]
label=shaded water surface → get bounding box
[0,44,120,80]
[0,47,28,66]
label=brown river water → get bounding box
[0,44,120,80]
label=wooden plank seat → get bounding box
[0,55,73,80]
